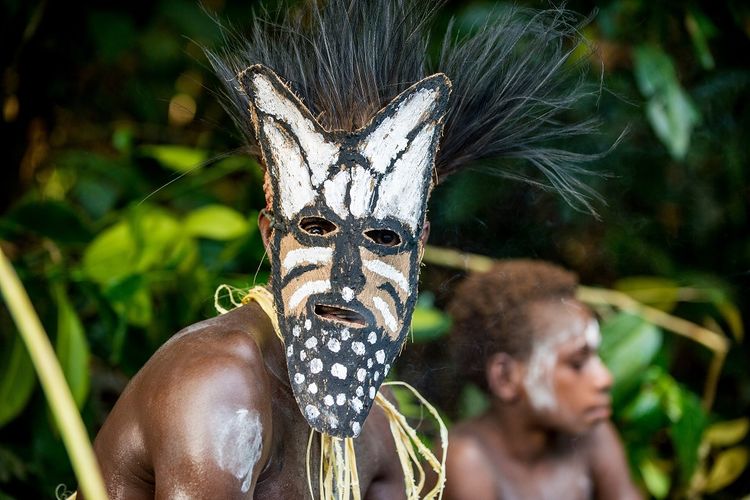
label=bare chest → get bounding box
[254,380,388,499]
[490,447,593,500]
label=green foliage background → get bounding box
[0,0,748,498]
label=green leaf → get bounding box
[82,206,188,286]
[111,287,153,328]
[685,9,717,70]
[410,304,451,342]
[0,333,36,428]
[634,45,700,160]
[139,145,208,173]
[671,389,707,482]
[705,418,750,448]
[53,284,90,408]
[639,456,671,499]
[82,221,137,285]
[621,384,668,435]
[599,313,663,399]
[704,447,749,493]
[184,205,250,241]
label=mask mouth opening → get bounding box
[314,304,366,328]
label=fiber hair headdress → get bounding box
[208,0,603,211]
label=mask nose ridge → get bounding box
[330,238,365,296]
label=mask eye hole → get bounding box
[365,229,401,247]
[299,217,337,236]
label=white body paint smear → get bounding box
[523,316,590,411]
[213,408,263,493]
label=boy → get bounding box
[444,260,642,500]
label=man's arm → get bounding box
[589,421,643,500]
[94,327,274,499]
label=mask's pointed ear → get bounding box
[360,74,451,233]
[239,65,340,218]
[358,74,451,175]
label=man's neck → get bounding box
[482,399,556,464]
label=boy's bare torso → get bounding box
[89,301,405,499]
[445,415,636,500]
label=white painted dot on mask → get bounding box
[375,350,385,364]
[327,338,340,352]
[286,345,293,357]
[374,371,380,381]
[294,373,305,384]
[305,405,320,420]
[356,386,364,397]
[351,342,365,356]
[356,368,366,382]
[293,326,302,337]
[351,397,363,413]
[305,319,312,331]
[310,358,323,374]
[367,358,373,368]
[308,383,318,394]
[384,364,390,375]
[300,351,307,361]
[329,415,338,429]
[351,422,361,436]
[341,287,355,303]
[324,395,334,406]
[367,332,377,344]
[331,363,347,380]
[305,337,318,349]
[341,329,351,341]
[336,393,346,406]
[369,386,376,399]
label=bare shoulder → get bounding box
[94,303,277,498]
[585,421,643,500]
[443,423,497,500]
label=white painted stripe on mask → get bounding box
[288,280,331,310]
[372,123,435,232]
[364,259,409,294]
[373,296,398,333]
[252,74,339,188]
[323,169,350,219]
[282,247,333,272]
[358,87,437,174]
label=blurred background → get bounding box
[0,0,748,498]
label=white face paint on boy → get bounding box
[523,307,601,412]
[241,65,451,437]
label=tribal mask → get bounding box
[241,65,450,437]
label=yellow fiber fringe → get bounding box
[219,285,447,499]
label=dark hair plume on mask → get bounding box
[206,0,610,213]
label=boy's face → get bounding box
[521,300,613,435]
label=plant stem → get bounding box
[0,247,107,500]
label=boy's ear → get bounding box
[486,352,524,403]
